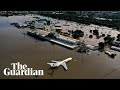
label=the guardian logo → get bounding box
[3,62,44,76]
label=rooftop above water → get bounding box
[1,14,120,47]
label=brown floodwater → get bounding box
[0,15,120,79]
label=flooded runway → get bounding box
[0,15,120,79]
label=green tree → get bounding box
[104,35,115,45]
[72,30,84,39]
[98,42,105,49]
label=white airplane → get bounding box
[47,57,72,70]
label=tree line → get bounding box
[39,12,120,30]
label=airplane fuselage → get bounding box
[54,57,72,67]
[48,57,72,68]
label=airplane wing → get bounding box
[61,62,68,70]
[51,60,60,63]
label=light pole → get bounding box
[81,40,85,64]
[82,53,83,64]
